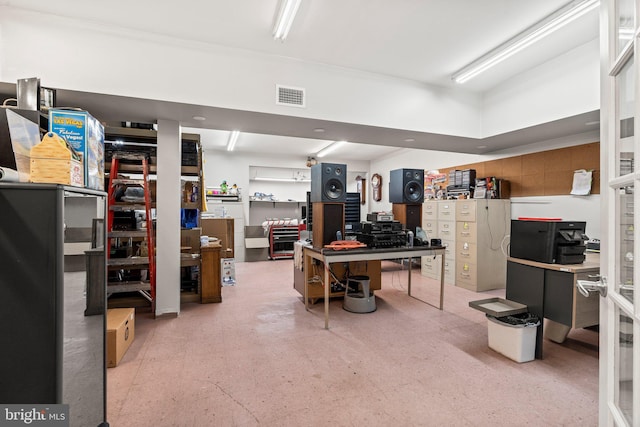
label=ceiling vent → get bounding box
[276,85,305,108]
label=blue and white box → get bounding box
[49,109,104,190]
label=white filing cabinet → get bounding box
[422,199,510,291]
[421,200,456,284]
[455,199,510,291]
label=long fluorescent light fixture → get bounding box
[273,0,302,41]
[254,177,311,182]
[226,130,240,151]
[317,140,347,158]
[452,0,600,84]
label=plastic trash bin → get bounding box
[486,312,540,363]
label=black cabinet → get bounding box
[0,183,108,427]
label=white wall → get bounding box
[510,195,600,240]
[202,149,368,224]
[482,38,599,136]
[0,6,598,140]
[0,6,482,138]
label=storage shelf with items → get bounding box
[104,126,205,305]
[269,225,300,259]
[106,152,155,307]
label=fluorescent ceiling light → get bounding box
[226,130,240,151]
[254,177,310,182]
[317,140,347,158]
[452,0,599,84]
[273,0,302,41]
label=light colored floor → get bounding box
[107,260,599,426]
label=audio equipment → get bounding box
[356,231,408,248]
[310,162,347,203]
[430,238,442,247]
[361,220,403,234]
[344,192,362,233]
[366,212,394,222]
[392,203,422,235]
[389,168,424,204]
[312,202,345,249]
[306,191,313,232]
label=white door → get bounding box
[601,1,639,425]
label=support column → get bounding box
[155,120,181,316]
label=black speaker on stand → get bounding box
[310,163,347,203]
[310,163,347,247]
[389,168,424,204]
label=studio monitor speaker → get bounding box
[389,168,424,204]
[312,203,345,249]
[310,163,347,203]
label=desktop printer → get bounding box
[510,219,589,264]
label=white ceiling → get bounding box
[2,0,600,160]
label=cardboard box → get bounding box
[30,132,83,187]
[107,308,135,368]
[49,109,104,190]
[181,227,202,254]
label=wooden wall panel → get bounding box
[431,142,599,198]
[522,152,545,175]
[483,159,503,177]
[502,156,522,177]
[571,144,599,170]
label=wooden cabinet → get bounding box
[201,243,222,303]
[201,217,234,258]
[422,199,510,291]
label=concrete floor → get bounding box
[107,260,599,426]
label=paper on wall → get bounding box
[570,169,593,196]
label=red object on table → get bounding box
[517,217,562,221]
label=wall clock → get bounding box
[371,173,382,202]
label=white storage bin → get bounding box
[486,315,539,363]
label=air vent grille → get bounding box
[276,85,305,108]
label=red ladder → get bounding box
[106,152,156,307]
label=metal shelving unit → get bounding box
[269,225,300,259]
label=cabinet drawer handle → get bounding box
[460,252,469,257]
[461,273,471,278]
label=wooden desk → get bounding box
[303,245,446,329]
[506,253,600,359]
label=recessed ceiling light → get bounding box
[404,138,415,142]
[313,128,325,133]
[192,116,206,121]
